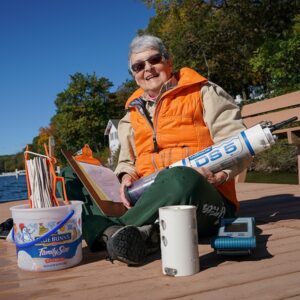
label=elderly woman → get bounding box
[65,34,251,265]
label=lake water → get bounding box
[0,175,27,202]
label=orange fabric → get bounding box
[74,144,101,166]
[126,68,238,208]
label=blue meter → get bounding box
[211,217,256,255]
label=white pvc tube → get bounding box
[243,125,275,154]
[159,205,199,277]
[170,124,276,173]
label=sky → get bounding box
[0,0,155,156]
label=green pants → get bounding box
[60,166,236,250]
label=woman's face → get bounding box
[130,49,173,97]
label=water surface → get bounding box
[0,175,27,202]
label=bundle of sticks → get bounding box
[24,145,69,208]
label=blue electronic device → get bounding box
[211,217,256,255]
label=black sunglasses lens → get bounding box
[132,62,145,73]
[148,54,162,65]
[131,54,163,73]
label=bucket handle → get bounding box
[12,209,75,248]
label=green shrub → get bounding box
[250,138,297,173]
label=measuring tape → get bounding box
[211,217,256,255]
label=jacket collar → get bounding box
[126,67,207,108]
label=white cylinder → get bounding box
[170,124,276,173]
[243,125,275,153]
[159,205,199,277]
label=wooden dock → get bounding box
[1,182,300,300]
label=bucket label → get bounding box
[18,237,82,259]
[14,217,82,260]
[38,232,72,244]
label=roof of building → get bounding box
[104,119,121,135]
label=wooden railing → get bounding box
[237,90,300,184]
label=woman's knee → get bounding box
[158,166,205,187]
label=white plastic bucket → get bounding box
[159,205,199,277]
[10,200,82,272]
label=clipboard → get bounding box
[62,147,127,217]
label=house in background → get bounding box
[104,119,120,167]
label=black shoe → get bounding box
[0,218,13,239]
[141,223,160,254]
[103,224,160,265]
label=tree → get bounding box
[28,125,56,154]
[143,0,300,97]
[250,14,300,96]
[51,73,114,155]
[0,153,24,172]
[112,79,138,109]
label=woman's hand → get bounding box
[120,174,134,209]
[193,167,228,186]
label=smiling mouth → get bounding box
[146,74,159,80]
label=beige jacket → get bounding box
[115,81,251,182]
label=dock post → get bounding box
[49,136,55,158]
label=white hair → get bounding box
[128,34,170,72]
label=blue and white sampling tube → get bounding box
[124,117,297,205]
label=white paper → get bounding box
[26,157,53,208]
[79,162,122,203]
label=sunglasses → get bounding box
[131,53,163,73]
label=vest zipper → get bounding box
[153,98,164,152]
[135,100,159,153]
[152,135,159,153]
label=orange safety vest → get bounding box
[126,67,238,209]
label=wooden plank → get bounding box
[241,90,300,118]
[1,183,300,300]
[287,130,300,144]
[242,107,300,128]
[0,200,27,220]
[273,125,300,135]
[1,235,299,300]
[235,168,247,183]
[297,146,300,185]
